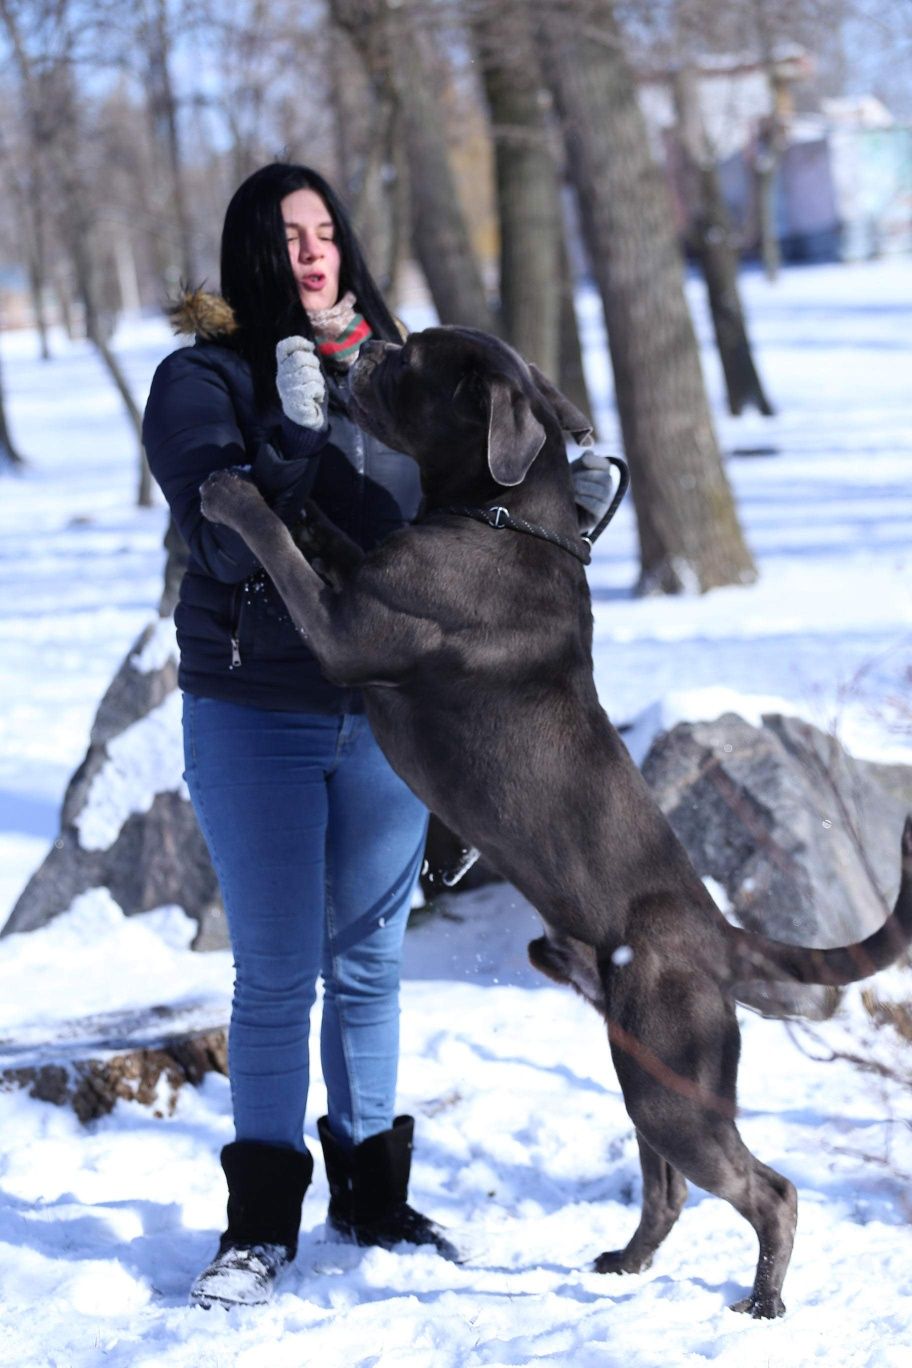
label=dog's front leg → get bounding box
[200,469,351,676]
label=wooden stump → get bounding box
[0,1002,228,1123]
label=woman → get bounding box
[144,162,615,1309]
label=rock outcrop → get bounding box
[641,712,909,1017]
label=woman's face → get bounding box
[281,188,341,313]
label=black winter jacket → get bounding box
[143,302,422,713]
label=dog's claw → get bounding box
[729,1292,786,1319]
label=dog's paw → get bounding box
[200,468,262,526]
[592,1249,652,1276]
[729,1292,786,1319]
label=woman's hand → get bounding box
[570,450,620,535]
[276,336,326,429]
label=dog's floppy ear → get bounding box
[528,363,594,446]
[486,376,547,486]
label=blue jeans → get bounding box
[182,696,428,1152]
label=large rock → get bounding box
[641,712,909,1018]
[1,615,226,949]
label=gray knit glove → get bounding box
[570,450,620,535]
[276,336,326,429]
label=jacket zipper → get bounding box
[229,584,244,669]
[353,426,365,544]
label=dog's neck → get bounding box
[506,447,580,532]
[422,434,580,537]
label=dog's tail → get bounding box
[725,816,912,988]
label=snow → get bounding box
[0,260,911,1364]
[130,617,178,674]
[75,691,187,852]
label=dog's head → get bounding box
[349,326,592,502]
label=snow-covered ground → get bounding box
[0,260,910,1365]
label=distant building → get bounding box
[639,52,912,262]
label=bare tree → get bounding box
[556,233,594,427]
[672,63,774,416]
[538,0,756,593]
[327,17,406,296]
[330,0,498,331]
[0,0,151,504]
[137,0,197,285]
[0,4,53,357]
[467,0,560,373]
[0,325,24,468]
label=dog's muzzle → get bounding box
[349,341,400,429]
[351,340,398,385]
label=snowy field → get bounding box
[0,259,911,1366]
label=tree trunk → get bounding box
[755,127,781,283]
[92,334,152,508]
[26,245,51,360]
[53,266,77,341]
[68,219,151,506]
[385,126,412,316]
[329,0,498,332]
[0,0,145,492]
[672,66,774,418]
[538,0,756,594]
[469,0,559,373]
[354,97,401,292]
[113,232,143,316]
[328,19,360,195]
[697,172,775,417]
[0,331,25,468]
[0,0,51,357]
[557,231,593,426]
[751,7,787,285]
[327,18,406,301]
[145,0,196,284]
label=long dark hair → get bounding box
[220,162,400,409]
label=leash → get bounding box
[431,454,630,565]
[434,503,592,564]
[583,455,630,545]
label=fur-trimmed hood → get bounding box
[168,288,238,341]
[168,288,409,346]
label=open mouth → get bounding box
[299,273,326,292]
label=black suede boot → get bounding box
[318,1115,460,1262]
[190,1141,314,1308]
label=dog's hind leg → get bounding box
[650,1119,796,1318]
[602,968,797,1318]
[724,1157,797,1318]
[593,1132,687,1275]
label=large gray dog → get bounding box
[200,326,912,1319]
